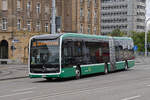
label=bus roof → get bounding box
[31,33,132,41]
[61,33,132,41]
[31,33,63,40]
[113,36,132,40]
[61,33,110,40]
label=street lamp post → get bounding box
[51,0,56,34]
[145,18,150,56]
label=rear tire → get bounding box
[125,61,128,71]
[104,64,108,74]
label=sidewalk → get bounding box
[135,56,150,65]
[0,57,149,81]
[0,64,28,81]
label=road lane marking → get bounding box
[147,85,150,87]
[12,87,36,92]
[121,95,141,100]
[0,91,33,98]
[21,85,115,100]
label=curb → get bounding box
[0,76,28,81]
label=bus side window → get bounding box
[62,41,74,66]
[115,46,122,61]
[119,46,123,61]
[74,42,82,57]
[85,42,102,64]
[101,43,109,62]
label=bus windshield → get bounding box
[30,39,59,65]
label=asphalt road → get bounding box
[0,64,150,100]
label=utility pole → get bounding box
[145,18,150,56]
[51,0,56,34]
[145,0,148,57]
[11,0,14,57]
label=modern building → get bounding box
[0,0,101,64]
[101,0,146,35]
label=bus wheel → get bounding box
[104,64,108,74]
[125,61,128,71]
[75,67,81,79]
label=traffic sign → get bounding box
[134,45,138,51]
[12,39,19,43]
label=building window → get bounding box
[45,5,49,14]
[94,27,96,34]
[27,21,31,31]
[17,19,21,31]
[80,8,83,17]
[80,24,83,33]
[88,0,91,7]
[88,10,90,22]
[94,0,97,6]
[36,3,41,14]
[94,11,97,23]
[137,25,145,29]
[27,2,31,11]
[2,18,7,30]
[27,2,31,16]
[88,25,91,34]
[137,0,145,3]
[2,0,8,10]
[80,0,83,3]
[45,23,48,32]
[36,21,40,32]
[17,0,21,9]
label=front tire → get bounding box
[75,67,81,79]
[45,78,53,81]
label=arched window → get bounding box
[0,40,8,59]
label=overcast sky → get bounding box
[146,0,150,19]
[146,0,150,29]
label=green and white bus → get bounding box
[29,33,135,80]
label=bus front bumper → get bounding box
[29,74,61,78]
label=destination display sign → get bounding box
[32,41,59,46]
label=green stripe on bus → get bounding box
[60,67,76,78]
[81,64,105,75]
[29,74,60,78]
[29,74,43,78]
[107,63,111,72]
[116,61,125,70]
[128,60,135,68]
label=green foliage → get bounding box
[147,31,150,51]
[131,32,145,52]
[109,29,127,37]
[131,31,150,52]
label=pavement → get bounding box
[0,57,149,81]
[0,64,28,81]
[135,56,150,65]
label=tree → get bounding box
[131,31,150,52]
[147,31,150,51]
[109,29,127,37]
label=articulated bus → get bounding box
[29,33,135,80]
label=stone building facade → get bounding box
[101,0,146,35]
[0,0,101,64]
